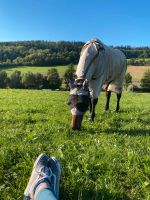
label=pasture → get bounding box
[5,66,67,77]
[127,65,150,81]
[4,65,150,81]
[0,89,150,200]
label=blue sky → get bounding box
[0,0,150,46]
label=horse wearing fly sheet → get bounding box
[68,38,127,130]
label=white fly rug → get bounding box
[76,38,127,98]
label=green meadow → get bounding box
[3,65,150,83]
[4,66,68,77]
[0,90,150,200]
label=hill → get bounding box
[0,41,150,68]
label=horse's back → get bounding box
[103,46,127,93]
[105,45,126,66]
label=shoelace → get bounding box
[28,165,57,199]
[36,166,57,195]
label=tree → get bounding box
[139,50,150,58]
[9,70,22,88]
[0,71,8,88]
[34,73,44,89]
[140,69,150,91]
[64,64,75,89]
[124,72,132,90]
[22,72,36,89]
[47,68,62,89]
[42,75,49,89]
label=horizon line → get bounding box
[0,39,150,48]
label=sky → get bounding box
[0,0,150,46]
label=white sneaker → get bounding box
[23,154,52,200]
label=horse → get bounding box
[68,38,127,130]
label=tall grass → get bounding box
[0,90,150,199]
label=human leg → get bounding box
[35,188,57,200]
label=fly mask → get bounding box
[68,80,90,130]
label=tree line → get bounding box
[0,41,150,67]
[0,69,62,90]
[0,64,75,90]
[0,41,83,67]
[0,65,150,92]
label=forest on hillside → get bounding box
[0,41,150,67]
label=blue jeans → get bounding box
[36,188,57,200]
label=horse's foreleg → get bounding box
[89,98,98,122]
[105,91,111,111]
[116,93,122,112]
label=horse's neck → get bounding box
[76,61,96,81]
[76,43,100,80]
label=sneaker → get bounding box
[23,154,51,200]
[48,157,61,199]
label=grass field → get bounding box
[0,89,150,200]
[5,66,68,77]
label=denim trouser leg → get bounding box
[36,188,57,200]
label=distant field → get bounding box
[5,66,68,77]
[127,65,150,81]
[3,65,150,81]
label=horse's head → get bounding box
[68,79,90,130]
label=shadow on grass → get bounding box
[60,187,132,200]
[82,108,150,136]
[104,128,150,136]
[105,114,150,136]
[83,126,150,136]
[82,118,150,136]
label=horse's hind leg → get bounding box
[105,91,111,111]
[116,92,122,112]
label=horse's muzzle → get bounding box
[71,115,83,130]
